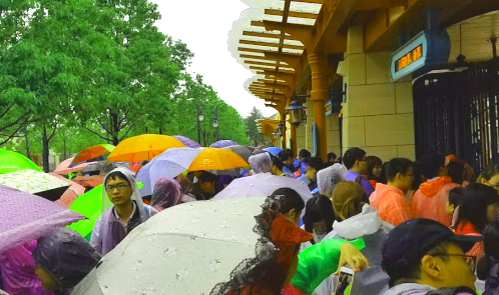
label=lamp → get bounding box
[277,122,284,137]
[286,99,307,127]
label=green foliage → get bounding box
[245,107,271,146]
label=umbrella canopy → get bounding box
[49,173,86,208]
[263,147,283,156]
[223,145,253,162]
[0,169,70,201]
[173,135,201,148]
[72,144,115,165]
[66,185,104,238]
[54,158,99,175]
[210,140,238,148]
[0,185,85,253]
[188,148,248,172]
[137,147,202,197]
[71,197,266,295]
[213,173,313,205]
[81,162,102,174]
[72,175,104,188]
[107,134,186,162]
[0,149,41,174]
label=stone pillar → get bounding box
[342,26,415,161]
[326,114,341,157]
[308,52,329,160]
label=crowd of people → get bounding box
[3,145,499,295]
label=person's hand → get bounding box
[334,243,370,275]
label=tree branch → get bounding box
[96,116,110,133]
[0,113,31,146]
[0,103,14,119]
[79,124,111,141]
[47,121,59,141]
[117,109,131,129]
[119,122,135,141]
[0,111,31,133]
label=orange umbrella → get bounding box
[54,158,99,175]
[72,144,115,165]
[188,148,248,172]
[72,175,104,188]
[49,173,86,208]
[107,134,186,162]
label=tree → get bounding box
[245,107,271,146]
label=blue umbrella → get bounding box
[263,147,283,156]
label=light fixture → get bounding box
[277,122,284,136]
[285,99,307,127]
[213,119,219,128]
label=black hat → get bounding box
[382,218,482,282]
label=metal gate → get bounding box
[413,60,499,174]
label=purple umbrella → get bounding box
[173,136,201,148]
[0,185,85,253]
[210,140,238,148]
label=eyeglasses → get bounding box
[105,184,130,192]
[430,253,477,273]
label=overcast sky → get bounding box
[150,0,276,118]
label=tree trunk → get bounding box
[42,126,50,172]
[110,111,120,146]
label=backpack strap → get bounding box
[425,286,477,295]
[355,175,363,185]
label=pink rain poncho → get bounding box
[411,176,460,226]
[151,178,182,211]
[0,241,54,295]
[248,153,272,174]
[90,168,157,256]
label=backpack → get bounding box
[484,262,499,295]
[425,286,478,295]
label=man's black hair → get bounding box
[308,156,324,171]
[278,149,294,162]
[343,147,366,170]
[298,149,311,160]
[272,157,285,171]
[328,152,337,161]
[386,158,413,182]
[419,155,445,180]
[105,171,130,187]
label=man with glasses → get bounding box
[382,218,481,295]
[90,168,158,255]
[343,147,374,197]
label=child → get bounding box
[447,187,464,229]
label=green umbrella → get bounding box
[67,182,145,238]
[0,149,41,174]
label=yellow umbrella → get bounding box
[188,148,248,172]
[107,134,186,162]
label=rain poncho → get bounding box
[151,178,182,211]
[248,153,272,174]
[290,238,366,294]
[0,289,9,295]
[411,176,460,226]
[316,164,347,195]
[370,183,413,226]
[90,168,158,255]
[0,241,54,295]
[305,204,392,295]
[32,229,101,295]
[383,283,476,295]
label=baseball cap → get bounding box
[382,218,482,282]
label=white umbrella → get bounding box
[71,197,266,295]
[136,148,202,196]
[212,173,313,205]
[0,169,70,201]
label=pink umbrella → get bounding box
[0,185,85,253]
[49,173,86,208]
[53,158,98,175]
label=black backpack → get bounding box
[425,286,478,295]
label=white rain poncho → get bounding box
[316,163,347,195]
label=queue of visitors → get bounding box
[3,145,499,295]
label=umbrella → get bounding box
[49,173,86,208]
[173,135,201,148]
[0,169,71,201]
[0,185,85,253]
[223,145,253,162]
[107,134,186,162]
[72,175,104,188]
[54,158,99,175]
[188,148,248,172]
[263,147,283,156]
[71,197,266,295]
[81,162,102,174]
[72,144,115,166]
[136,147,202,197]
[213,173,313,205]
[210,140,238,148]
[66,185,104,238]
[0,149,41,174]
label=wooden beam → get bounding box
[265,9,318,19]
[244,60,279,67]
[257,79,288,85]
[291,0,323,4]
[354,0,406,10]
[250,66,295,74]
[243,31,297,41]
[239,39,305,50]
